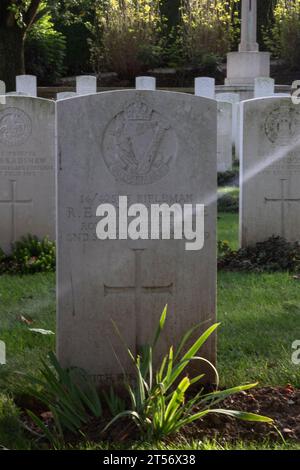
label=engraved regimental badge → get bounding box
[102,100,177,185]
[264,105,300,146]
[0,108,32,146]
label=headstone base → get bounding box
[225,52,270,86]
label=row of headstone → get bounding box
[194,78,233,173]
[1,76,299,383]
[1,75,98,99]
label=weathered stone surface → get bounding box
[16,75,37,97]
[76,76,97,95]
[136,77,156,91]
[0,96,55,253]
[254,77,275,98]
[240,97,300,246]
[195,77,215,99]
[217,101,233,172]
[57,92,78,100]
[57,90,217,384]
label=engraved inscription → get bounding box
[264,105,300,146]
[0,108,32,146]
[65,193,194,242]
[102,101,177,185]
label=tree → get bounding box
[0,1,42,91]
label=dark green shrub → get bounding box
[263,0,300,70]
[218,236,300,273]
[12,235,55,274]
[218,166,239,187]
[218,191,239,213]
[0,394,27,449]
[0,235,55,275]
[25,14,66,84]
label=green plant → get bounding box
[103,387,126,418]
[0,247,5,263]
[263,0,300,69]
[12,235,55,274]
[218,193,239,213]
[90,0,166,78]
[104,306,273,441]
[25,11,66,84]
[180,0,240,67]
[19,352,102,446]
[0,235,56,275]
[0,394,27,449]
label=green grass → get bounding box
[218,211,239,250]
[0,207,299,449]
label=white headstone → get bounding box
[240,97,300,246]
[16,75,37,97]
[0,81,6,95]
[254,77,275,98]
[76,76,97,95]
[216,93,240,159]
[0,96,55,253]
[0,81,5,105]
[57,92,78,100]
[195,77,215,99]
[136,77,156,91]
[217,102,233,172]
[57,91,217,383]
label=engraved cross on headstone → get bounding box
[0,180,32,244]
[265,179,300,239]
[104,249,173,343]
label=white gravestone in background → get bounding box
[57,92,78,100]
[76,76,97,95]
[57,90,217,384]
[195,77,215,99]
[254,77,275,98]
[0,81,6,94]
[16,75,37,97]
[0,96,55,253]
[240,97,300,247]
[136,77,156,91]
[217,101,233,172]
[216,93,240,159]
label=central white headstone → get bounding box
[57,90,217,384]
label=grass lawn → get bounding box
[0,210,299,449]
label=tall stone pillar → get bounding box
[239,0,259,52]
[225,0,270,87]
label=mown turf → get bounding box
[218,212,239,250]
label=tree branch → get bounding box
[24,0,42,30]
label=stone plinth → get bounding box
[225,52,270,86]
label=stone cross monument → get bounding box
[239,0,259,52]
[225,0,270,86]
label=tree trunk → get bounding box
[0,27,25,92]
